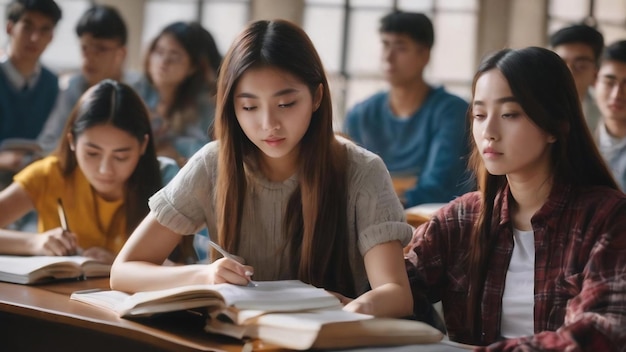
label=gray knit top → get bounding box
[148,139,411,295]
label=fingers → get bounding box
[41,229,79,256]
[211,258,255,286]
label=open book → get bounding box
[0,255,111,285]
[70,280,342,318]
[71,280,443,350]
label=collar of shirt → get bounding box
[0,54,42,90]
[597,121,626,151]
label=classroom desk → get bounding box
[0,278,471,352]
[0,278,263,352]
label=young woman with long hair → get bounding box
[111,20,414,318]
[405,47,626,350]
[0,80,163,264]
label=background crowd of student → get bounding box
[0,0,624,351]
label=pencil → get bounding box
[56,198,70,232]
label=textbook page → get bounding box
[0,255,109,284]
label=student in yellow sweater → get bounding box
[0,80,164,264]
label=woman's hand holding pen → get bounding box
[31,227,80,256]
[206,257,255,286]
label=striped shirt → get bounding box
[405,182,626,350]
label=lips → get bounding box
[483,146,502,156]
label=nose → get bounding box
[98,157,115,176]
[261,109,280,131]
[481,115,499,141]
[610,82,626,100]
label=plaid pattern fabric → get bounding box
[405,183,626,351]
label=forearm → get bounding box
[0,229,38,255]
[110,261,211,292]
[348,282,413,318]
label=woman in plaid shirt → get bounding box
[406,46,626,351]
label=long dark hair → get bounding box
[214,19,354,297]
[465,47,618,341]
[55,79,162,235]
[144,21,222,132]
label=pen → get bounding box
[57,198,82,255]
[207,240,257,287]
[57,198,70,232]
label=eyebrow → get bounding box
[473,96,518,106]
[85,142,133,153]
[235,88,300,99]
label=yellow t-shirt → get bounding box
[14,156,127,253]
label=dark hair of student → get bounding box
[214,19,354,297]
[6,0,62,24]
[55,79,162,236]
[464,46,618,341]
[75,4,127,45]
[549,23,604,64]
[144,21,222,133]
[602,40,626,64]
[379,11,434,49]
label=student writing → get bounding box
[405,47,626,350]
[0,80,169,264]
[111,19,414,318]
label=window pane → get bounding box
[346,8,390,74]
[549,0,590,20]
[305,0,343,5]
[351,0,394,7]
[41,1,91,72]
[429,12,476,82]
[303,6,344,72]
[202,2,249,56]
[398,0,433,12]
[142,1,197,47]
[437,0,477,11]
[595,0,626,23]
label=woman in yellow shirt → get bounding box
[0,80,163,264]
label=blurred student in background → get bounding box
[38,4,139,154]
[0,0,61,183]
[406,47,625,350]
[0,80,170,264]
[133,21,222,167]
[343,11,471,208]
[550,22,604,131]
[594,40,626,191]
[111,19,413,318]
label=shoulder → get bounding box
[443,191,481,213]
[14,156,62,182]
[346,92,388,116]
[428,86,468,109]
[39,66,58,81]
[340,136,385,169]
[570,186,626,212]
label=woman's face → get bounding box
[471,69,556,180]
[148,33,194,89]
[233,66,322,180]
[70,124,147,201]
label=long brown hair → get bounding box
[55,79,162,235]
[144,21,222,133]
[465,47,618,341]
[214,20,354,297]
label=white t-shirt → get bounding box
[500,228,535,338]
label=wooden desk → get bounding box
[0,278,268,352]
